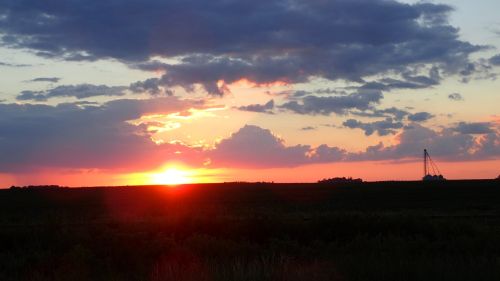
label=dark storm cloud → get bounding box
[16,84,127,101]
[0,97,206,172]
[453,122,494,135]
[343,118,404,136]
[237,100,274,114]
[26,77,61,83]
[448,93,463,101]
[0,0,481,93]
[280,90,383,115]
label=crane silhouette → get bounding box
[423,149,446,181]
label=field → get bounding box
[1,180,499,281]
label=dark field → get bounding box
[1,180,500,281]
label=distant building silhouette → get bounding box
[423,174,446,181]
[318,177,363,184]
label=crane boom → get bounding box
[423,149,446,181]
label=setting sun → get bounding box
[151,168,191,185]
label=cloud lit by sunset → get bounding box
[0,0,499,187]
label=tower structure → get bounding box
[423,149,446,181]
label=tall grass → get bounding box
[1,181,499,280]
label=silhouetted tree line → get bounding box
[318,177,363,184]
[9,185,68,190]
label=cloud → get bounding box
[344,109,433,135]
[0,97,206,172]
[349,124,472,161]
[237,100,274,114]
[472,131,500,160]
[16,91,49,102]
[17,84,127,101]
[351,107,410,121]
[0,0,481,93]
[453,122,494,135]
[280,90,383,115]
[300,126,316,131]
[489,54,500,66]
[26,77,61,83]
[0,61,30,67]
[208,123,500,168]
[18,79,179,101]
[280,89,429,120]
[152,56,307,95]
[129,78,173,96]
[1,107,499,172]
[408,112,434,122]
[448,93,463,101]
[349,123,500,161]
[366,66,442,91]
[457,60,497,83]
[343,118,404,136]
[208,125,349,168]
[208,125,312,168]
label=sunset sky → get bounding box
[1,0,499,187]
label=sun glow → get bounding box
[121,165,226,186]
[151,168,192,185]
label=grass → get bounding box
[0,180,499,280]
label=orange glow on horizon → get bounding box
[120,164,227,187]
[1,160,498,189]
[150,167,192,185]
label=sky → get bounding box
[0,0,499,187]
